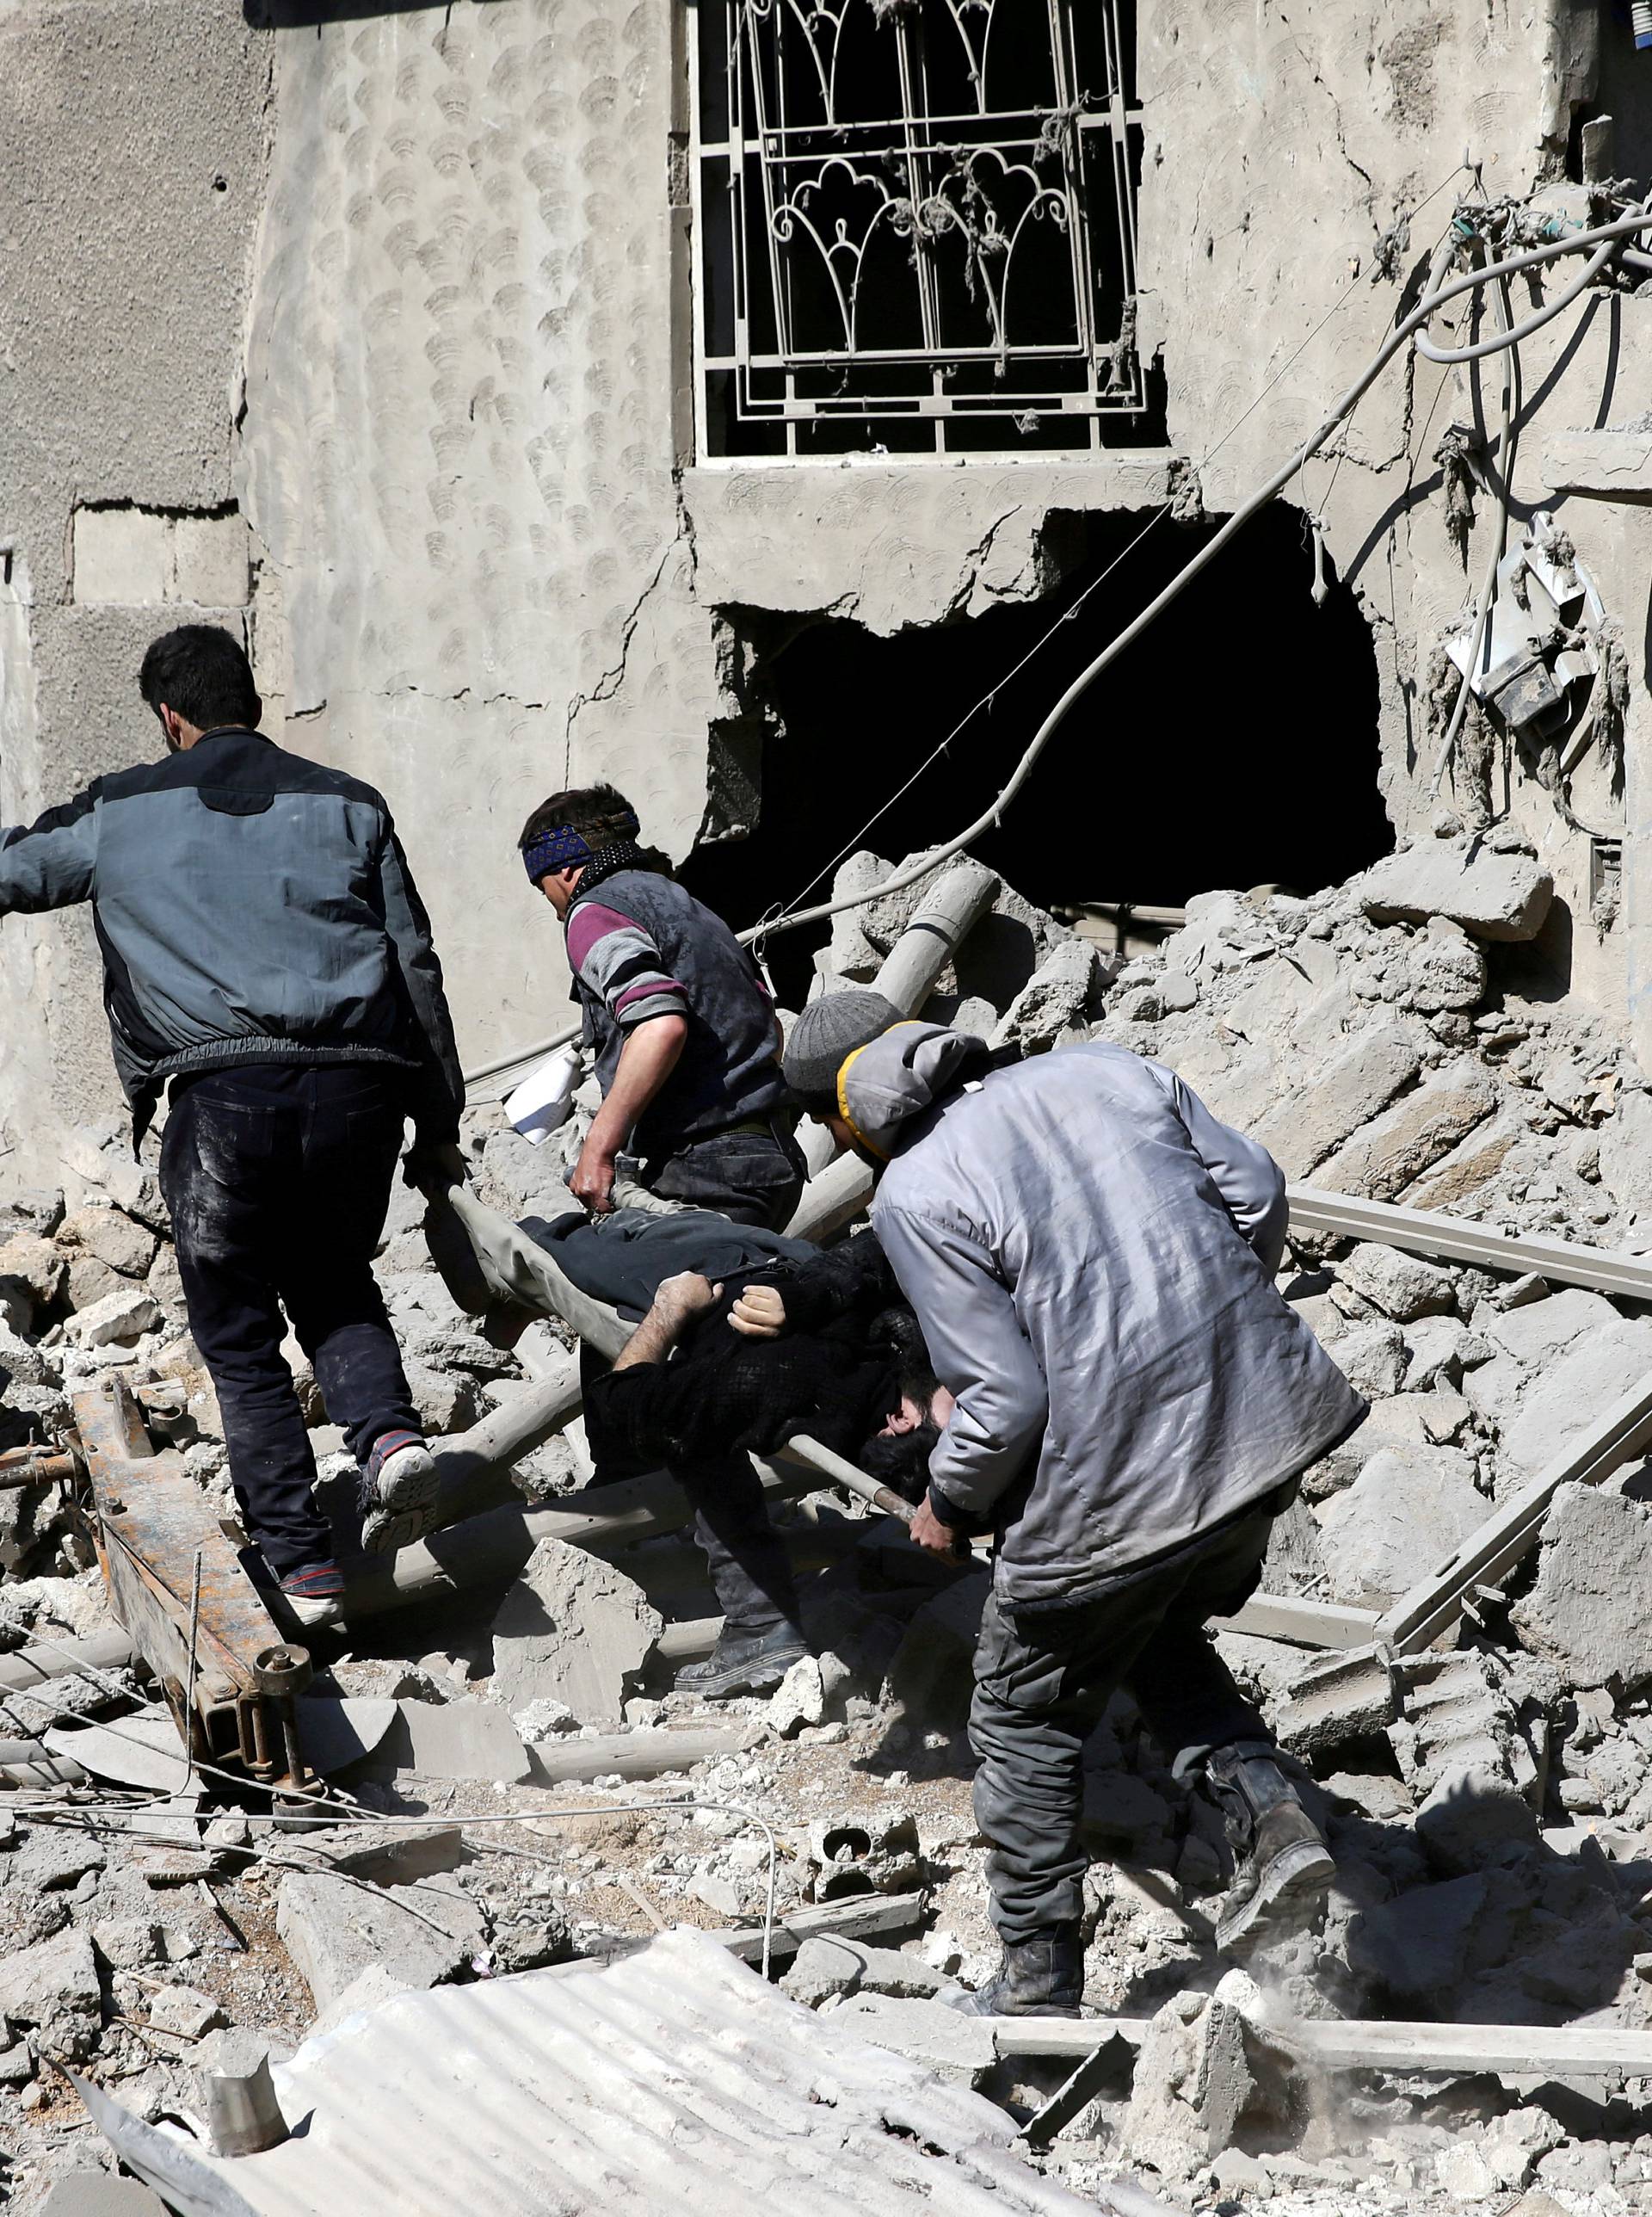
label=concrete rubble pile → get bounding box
[15,844,1652,2212]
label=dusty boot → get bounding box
[674,1621,807,1700]
[950,1924,1085,2018]
[1204,1740,1335,1952]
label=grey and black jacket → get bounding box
[564,864,786,1162]
[854,1028,1367,1611]
[0,726,462,1143]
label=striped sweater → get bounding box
[564,868,786,1158]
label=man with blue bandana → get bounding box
[519,783,804,1232]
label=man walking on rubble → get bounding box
[518,782,805,1231]
[0,626,463,1622]
[781,993,1368,2015]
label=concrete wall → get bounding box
[0,0,1647,1170]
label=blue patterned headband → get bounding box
[521,807,639,883]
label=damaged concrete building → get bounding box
[0,0,1648,1153]
[15,3,1652,2215]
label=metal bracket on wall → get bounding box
[71,1379,316,1793]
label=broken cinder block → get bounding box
[1275,1642,1397,1763]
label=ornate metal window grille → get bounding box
[689,0,1147,460]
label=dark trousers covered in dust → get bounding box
[159,1064,423,1579]
[970,1498,1279,1942]
[641,1120,807,1232]
[673,1454,802,1640]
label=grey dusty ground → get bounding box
[9,853,1652,2214]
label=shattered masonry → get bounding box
[8,846,1652,2209]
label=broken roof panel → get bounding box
[85,1928,1097,2217]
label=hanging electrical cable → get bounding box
[465,188,1652,1094]
[1429,253,1520,796]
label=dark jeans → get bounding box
[159,1063,423,1579]
[971,1501,1276,1942]
[672,1454,801,1640]
[643,1121,806,1232]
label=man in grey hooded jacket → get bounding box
[783,991,1366,2016]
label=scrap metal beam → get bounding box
[987,2011,1652,2079]
[1376,1368,1652,1653]
[74,1380,317,1792]
[1289,1182,1652,1300]
[0,1445,76,1491]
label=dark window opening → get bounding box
[684,504,1393,1005]
[689,0,1157,460]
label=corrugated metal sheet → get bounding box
[86,1929,1097,2216]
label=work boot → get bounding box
[1204,1740,1335,1953]
[277,1560,344,1630]
[360,1429,438,1556]
[950,1924,1085,2018]
[674,1621,807,1700]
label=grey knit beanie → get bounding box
[784,989,903,1109]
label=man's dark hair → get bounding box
[856,1303,946,1503]
[518,783,639,854]
[518,781,674,875]
[138,626,262,733]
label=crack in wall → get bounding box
[941,506,1026,621]
[1293,40,1378,221]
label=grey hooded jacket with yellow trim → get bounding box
[0,727,462,1142]
[856,1028,1366,1610]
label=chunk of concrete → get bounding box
[1497,1320,1652,1482]
[1122,1991,1258,2183]
[1415,1762,1541,1875]
[1402,920,1489,1012]
[1314,1071,1495,1201]
[1349,1874,1487,2004]
[1482,1287,1619,1370]
[1336,1244,1457,1323]
[767,1654,826,1739]
[59,1205,157,1280]
[830,1993,995,2087]
[146,1983,226,2040]
[92,1918,165,1970]
[65,1286,162,1347]
[1275,1643,1397,1762]
[1402,1313,1473,1391]
[1253,1026,1421,1177]
[1600,1088,1652,1223]
[0,1232,66,1305]
[276,1870,483,2014]
[1407,1115,1524,1212]
[489,1537,661,1723]
[37,2177,167,2216]
[1354,838,1554,942]
[1324,1319,1407,1401]
[0,1927,102,2059]
[1510,1484,1652,1690]
[1316,1446,1486,1604]
[780,1936,947,2008]
[293,1822,465,1887]
[386,1697,533,1784]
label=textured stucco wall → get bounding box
[0,0,269,1175]
[1,0,1649,1162]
